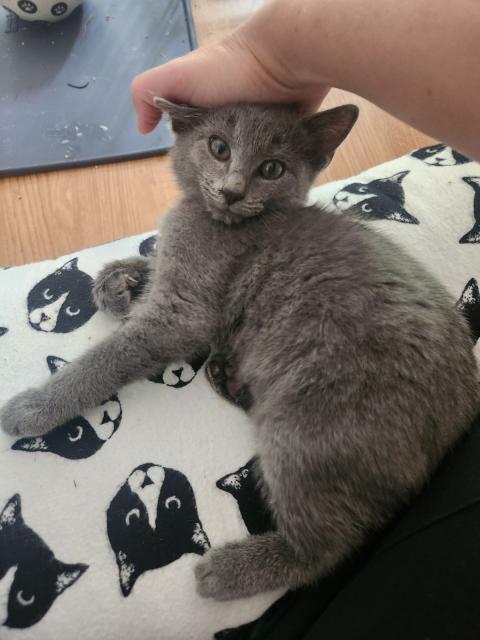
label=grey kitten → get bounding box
[2,100,478,601]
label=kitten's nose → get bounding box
[222,187,245,206]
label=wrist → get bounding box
[238,0,346,94]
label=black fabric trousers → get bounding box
[218,416,480,640]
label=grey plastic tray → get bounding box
[0,0,196,176]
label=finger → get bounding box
[131,54,199,134]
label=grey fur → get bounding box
[1,101,478,600]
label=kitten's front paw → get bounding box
[93,260,146,318]
[0,389,51,437]
[195,546,253,601]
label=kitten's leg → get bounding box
[92,256,152,319]
[195,532,319,601]
[196,426,370,600]
[0,305,211,437]
[205,354,253,410]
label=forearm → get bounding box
[245,0,480,159]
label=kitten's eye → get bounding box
[65,306,80,316]
[426,147,439,154]
[165,496,181,510]
[209,136,230,161]
[259,160,285,180]
[43,288,54,300]
[358,186,368,193]
[125,508,141,526]
[361,203,373,213]
[68,425,83,442]
[16,590,35,607]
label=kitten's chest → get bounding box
[217,251,274,349]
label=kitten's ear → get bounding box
[154,97,207,134]
[55,562,88,594]
[302,104,359,169]
[116,550,139,597]
[0,494,22,528]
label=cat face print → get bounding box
[3,0,82,21]
[217,458,275,535]
[0,495,87,629]
[149,352,208,388]
[12,356,122,459]
[27,258,96,333]
[107,463,210,596]
[332,171,419,224]
[456,279,480,343]
[139,235,158,257]
[411,144,470,167]
[459,177,480,244]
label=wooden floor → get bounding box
[0,0,433,267]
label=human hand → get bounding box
[131,27,329,134]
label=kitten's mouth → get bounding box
[209,202,264,225]
[210,208,245,225]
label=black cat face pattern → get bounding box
[411,144,471,167]
[17,1,37,13]
[27,258,96,333]
[216,459,275,535]
[139,234,158,257]
[456,279,480,343]
[459,177,480,244]
[332,171,419,224]
[0,495,87,629]
[12,356,122,459]
[148,352,208,388]
[107,464,210,596]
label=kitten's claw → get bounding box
[0,388,51,437]
[93,258,149,318]
[195,545,255,601]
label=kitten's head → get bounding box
[156,98,358,224]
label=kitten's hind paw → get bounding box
[0,388,51,437]
[195,533,301,601]
[195,542,263,601]
[93,257,150,318]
